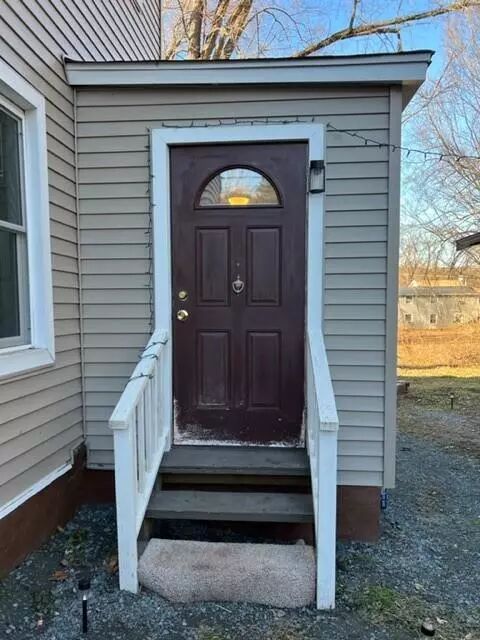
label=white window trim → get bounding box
[0,61,54,380]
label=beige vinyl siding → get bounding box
[77,85,391,487]
[0,1,159,506]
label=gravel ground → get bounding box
[1,407,479,639]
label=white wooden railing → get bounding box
[109,329,172,593]
[306,329,339,609]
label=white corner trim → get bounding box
[0,461,72,521]
[0,61,55,381]
[383,86,403,489]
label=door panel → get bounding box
[247,228,281,306]
[197,331,231,407]
[196,228,230,305]
[171,142,307,445]
[247,331,281,409]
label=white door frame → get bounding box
[150,123,326,437]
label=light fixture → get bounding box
[228,194,250,206]
[309,159,325,193]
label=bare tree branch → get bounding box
[202,0,231,59]
[187,0,205,59]
[213,0,253,58]
[293,0,480,58]
[162,0,480,61]
[349,0,361,30]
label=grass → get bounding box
[354,585,425,632]
[398,376,480,413]
[398,325,480,373]
[197,627,226,640]
[397,376,480,457]
[399,365,480,378]
[354,585,478,640]
[62,527,89,567]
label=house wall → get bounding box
[0,1,160,508]
[399,295,480,328]
[76,84,397,488]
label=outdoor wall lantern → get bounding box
[309,159,325,193]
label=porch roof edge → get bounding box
[65,51,433,108]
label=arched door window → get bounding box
[198,167,280,207]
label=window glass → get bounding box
[0,228,20,339]
[0,107,22,225]
[0,102,28,348]
[199,168,279,207]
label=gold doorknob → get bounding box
[176,309,189,322]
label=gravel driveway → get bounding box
[1,395,478,639]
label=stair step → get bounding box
[146,489,314,523]
[160,446,309,476]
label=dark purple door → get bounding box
[171,143,307,445]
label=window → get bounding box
[0,61,54,379]
[0,104,29,349]
[405,295,413,304]
[430,296,436,303]
[198,167,280,207]
[454,313,464,324]
[404,313,412,323]
[430,313,437,325]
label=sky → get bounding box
[255,1,450,146]
[261,0,448,75]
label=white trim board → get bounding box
[66,52,432,108]
[0,462,72,520]
[150,122,325,438]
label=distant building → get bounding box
[456,232,480,250]
[398,286,480,328]
[408,277,467,288]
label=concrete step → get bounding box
[146,489,314,523]
[138,538,315,607]
[160,445,309,476]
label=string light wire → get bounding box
[125,115,479,387]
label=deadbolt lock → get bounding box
[178,290,188,301]
[176,309,189,322]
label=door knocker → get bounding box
[232,275,245,295]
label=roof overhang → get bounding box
[456,232,480,250]
[65,51,433,109]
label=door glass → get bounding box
[198,167,280,207]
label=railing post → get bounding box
[163,339,173,451]
[113,420,139,593]
[316,429,338,609]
